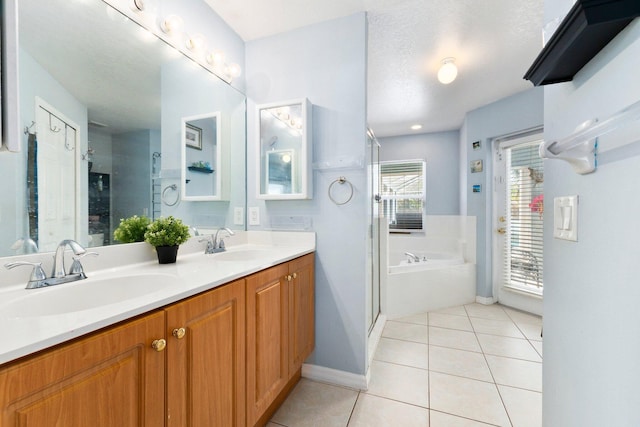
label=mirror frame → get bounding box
[181,111,225,201]
[256,98,312,200]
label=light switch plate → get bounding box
[249,207,260,226]
[233,207,244,225]
[554,195,578,241]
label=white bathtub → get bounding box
[390,253,465,274]
[383,252,476,319]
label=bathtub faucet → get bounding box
[404,252,421,263]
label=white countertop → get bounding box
[0,231,315,365]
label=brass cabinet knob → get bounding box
[498,216,506,223]
[285,275,292,281]
[292,272,297,279]
[497,228,506,235]
[172,327,186,339]
[151,339,167,352]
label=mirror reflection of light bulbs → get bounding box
[437,57,458,84]
[281,154,292,163]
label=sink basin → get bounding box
[1,273,176,318]
[212,249,272,262]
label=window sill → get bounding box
[503,284,543,299]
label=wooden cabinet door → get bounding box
[165,280,246,427]
[0,311,165,427]
[246,263,289,427]
[288,254,315,375]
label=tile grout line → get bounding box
[344,390,361,427]
[466,304,516,427]
[427,314,431,427]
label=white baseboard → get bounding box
[302,363,368,391]
[368,314,387,366]
[475,295,496,305]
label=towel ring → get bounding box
[162,184,180,206]
[328,176,354,205]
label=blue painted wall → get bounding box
[378,130,460,215]
[245,13,369,375]
[541,3,640,424]
[461,88,544,298]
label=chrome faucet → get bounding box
[214,227,235,251]
[200,227,235,254]
[404,252,420,263]
[5,239,97,289]
[52,239,86,278]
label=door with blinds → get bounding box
[493,132,544,314]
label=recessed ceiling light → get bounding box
[411,124,423,130]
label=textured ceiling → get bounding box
[206,0,544,137]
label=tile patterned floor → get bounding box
[268,303,542,427]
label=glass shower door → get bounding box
[367,129,381,334]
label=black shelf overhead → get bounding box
[524,0,640,86]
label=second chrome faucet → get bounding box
[201,227,235,254]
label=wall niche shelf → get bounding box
[187,166,214,174]
[524,0,640,86]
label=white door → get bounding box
[36,99,81,252]
[493,131,544,315]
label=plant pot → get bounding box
[155,245,179,264]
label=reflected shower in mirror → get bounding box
[267,150,294,194]
[0,0,246,257]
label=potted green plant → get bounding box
[144,216,191,264]
[113,215,151,243]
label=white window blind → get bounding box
[380,160,426,231]
[504,142,544,292]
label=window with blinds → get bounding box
[380,160,426,231]
[504,142,544,293]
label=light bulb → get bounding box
[281,154,292,163]
[437,58,458,84]
[206,50,226,66]
[160,15,183,34]
[186,34,206,51]
[226,63,242,78]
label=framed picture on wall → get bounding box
[470,159,483,173]
[472,140,481,150]
[185,123,202,150]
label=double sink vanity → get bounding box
[0,231,315,426]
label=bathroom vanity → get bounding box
[0,233,315,427]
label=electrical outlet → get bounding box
[249,207,260,226]
[234,207,244,225]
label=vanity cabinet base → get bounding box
[0,253,315,427]
[0,312,165,427]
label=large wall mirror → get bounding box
[0,0,246,257]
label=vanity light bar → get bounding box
[105,0,242,83]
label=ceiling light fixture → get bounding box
[437,57,458,84]
[410,124,423,130]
